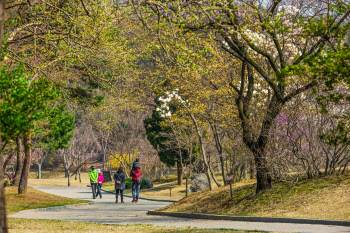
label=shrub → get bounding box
[124,178,148,189]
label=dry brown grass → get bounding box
[5,186,87,213]
[8,218,264,233]
[103,180,190,201]
[159,174,350,221]
[28,172,90,187]
[103,174,238,201]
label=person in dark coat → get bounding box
[114,167,126,203]
[130,158,142,203]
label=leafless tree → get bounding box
[58,122,101,186]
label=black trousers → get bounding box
[116,189,123,201]
[91,183,97,197]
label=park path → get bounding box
[9,186,350,233]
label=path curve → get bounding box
[9,186,350,233]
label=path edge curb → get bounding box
[87,185,176,203]
[8,202,94,217]
[147,210,350,227]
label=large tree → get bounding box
[0,1,6,231]
[0,65,60,194]
[132,0,350,193]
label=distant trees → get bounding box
[58,122,100,186]
[31,105,75,179]
[144,97,195,185]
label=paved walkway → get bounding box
[9,186,350,233]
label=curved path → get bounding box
[9,186,350,233]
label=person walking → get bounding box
[89,165,98,199]
[130,158,142,203]
[114,167,126,203]
[96,169,104,199]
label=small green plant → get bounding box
[124,178,148,189]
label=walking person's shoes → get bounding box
[132,199,135,203]
[93,196,96,199]
[121,201,124,203]
[116,198,118,203]
[135,200,138,203]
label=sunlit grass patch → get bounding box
[159,173,350,221]
[8,218,265,233]
[5,186,88,213]
[28,172,90,187]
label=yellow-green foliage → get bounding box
[107,153,138,170]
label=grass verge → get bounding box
[5,186,88,213]
[8,218,265,233]
[158,174,350,221]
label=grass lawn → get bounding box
[102,179,188,201]
[28,171,65,179]
[8,218,265,233]
[5,186,88,213]
[102,174,235,201]
[28,172,91,187]
[158,173,350,221]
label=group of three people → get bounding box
[89,158,142,203]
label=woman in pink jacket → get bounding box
[96,169,104,199]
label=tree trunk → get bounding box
[219,157,226,185]
[249,159,255,179]
[3,153,14,170]
[201,147,212,191]
[253,149,272,193]
[18,134,31,194]
[103,150,106,171]
[68,174,71,187]
[204,171,212,191]
[187,111,213,190]
[0,115,7,233]
[0,160,7,233]
[209,122,226,185]
[12,139,24,186]
[37,163,41,179]
[177,161,183,185]
[79,170,81,183]
[0,2,8,231]
[0,151,7,233]
[209,164,221,187]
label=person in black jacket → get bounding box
[114,167,126,203]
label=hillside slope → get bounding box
[158,174,350,221]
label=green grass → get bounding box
[159,173,350,221]
[8,218,266,233]
[5,186,88,213]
